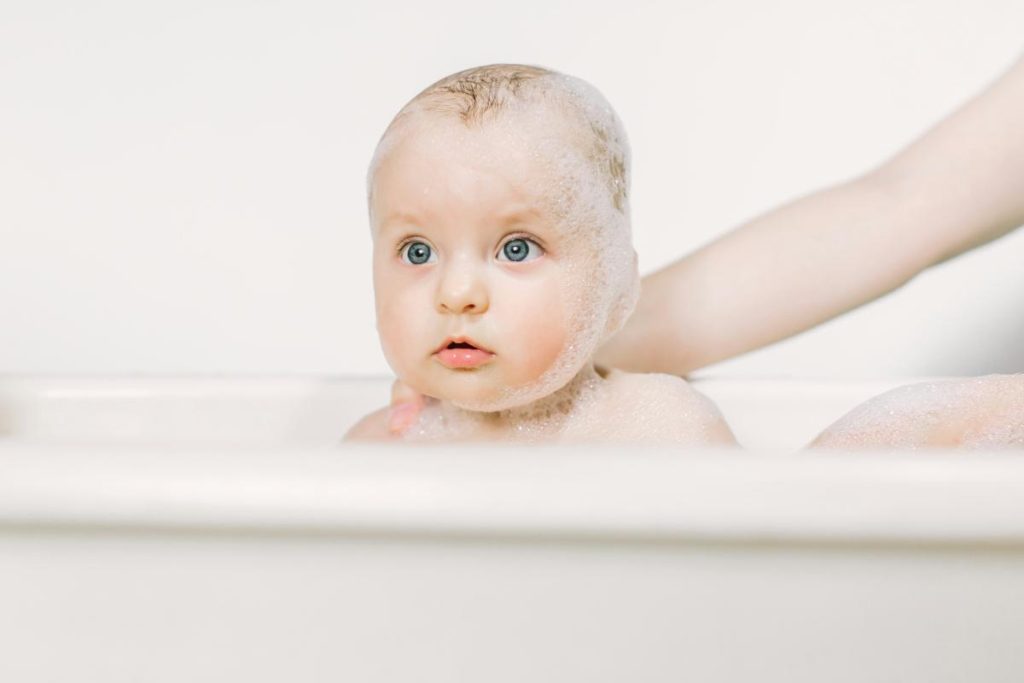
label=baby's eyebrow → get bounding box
[379,212,423,232]
[376,207,549,235]
[497,206,545,226]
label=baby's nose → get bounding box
[436,261,489,315]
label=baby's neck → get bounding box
[493,362,607,433]
[416,363,610,442]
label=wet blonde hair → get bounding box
[366,63,630,217]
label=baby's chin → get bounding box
[446,390,535,413]
[436,362,587,414]
[436,379,535,413]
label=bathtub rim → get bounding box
[1,442,1023,547]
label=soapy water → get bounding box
[368,65,642,430]
[813,374,1024,450]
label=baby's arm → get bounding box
[349,380,431,441]
[809,375,1024,450]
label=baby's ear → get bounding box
[602,249,641,339]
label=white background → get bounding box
[2,0,1022,379]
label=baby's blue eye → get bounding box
[498,237,542,263]
[401,241,435,265]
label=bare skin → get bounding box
[809,375,1024,450]
[386,55,1024,446]
[596,54,1024,376]
[347,363,737,445]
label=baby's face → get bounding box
[370,115,605,411]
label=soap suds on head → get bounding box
[369,65,639,357]
[368,64,641,425]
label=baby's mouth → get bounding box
[434,336,494,354]
[433,336,496,369]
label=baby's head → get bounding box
[367,64,639,412]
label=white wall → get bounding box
[2,0,1021,378]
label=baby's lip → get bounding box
[434,335,494,355]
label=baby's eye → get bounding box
[400,240,436,265]
[497,237,543,263]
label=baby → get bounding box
[345,64,736,445]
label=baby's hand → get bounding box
[388,379,427,435]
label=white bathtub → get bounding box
[1,375,1023,683]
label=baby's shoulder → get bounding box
[343,406,395,442]
[591,369,737,445]
[610,370,731,419]
[607,368,698,397]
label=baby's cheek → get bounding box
[503,289,570,384]
[375,294,426,376]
